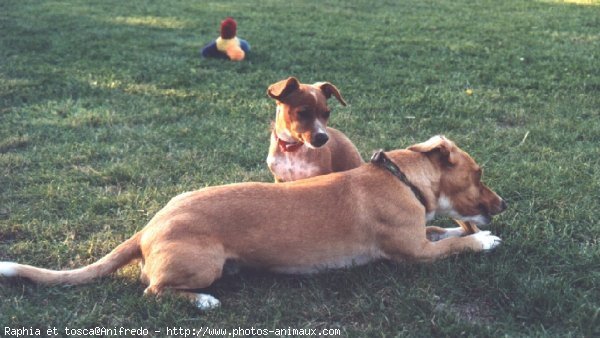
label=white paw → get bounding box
[194,293,221,310]
[472,231,502,251]
[0,262,18,277]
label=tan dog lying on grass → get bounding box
[0,136,506,310]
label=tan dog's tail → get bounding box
[0,231,142,285]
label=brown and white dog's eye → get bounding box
[322,110,331,119]
[297,110,311,121]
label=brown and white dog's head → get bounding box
[267,77,347,148]
[409,136,507,225]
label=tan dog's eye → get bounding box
[323,110,331,119]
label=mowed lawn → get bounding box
[1,0,598,336]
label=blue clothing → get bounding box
[201,39,250,59]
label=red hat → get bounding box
[220,17,237,39]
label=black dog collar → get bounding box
[370,150,428,209]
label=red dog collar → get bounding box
[277,136,304,152]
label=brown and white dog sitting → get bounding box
[0,136,507,310]
[266,77,363,182]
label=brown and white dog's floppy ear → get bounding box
[314,82,347,106]
[408,135,458,165]
[267,77,300,100]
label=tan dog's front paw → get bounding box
[472,231,502,251]
[427,226,465,242]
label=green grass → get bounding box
[1,0,599,336]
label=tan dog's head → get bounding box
[409,136,507,225]
[267,77,347,148]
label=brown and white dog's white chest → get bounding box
[266,147,322,182]
[267,133,323,182]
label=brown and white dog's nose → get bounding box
[311,132,329,147]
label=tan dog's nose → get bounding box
[500,199,508,212]
[491,199,508,215]
[311,132,329,148]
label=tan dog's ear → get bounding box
[408,135,458,165]
[314,82,347,106]
[267,77,300,100]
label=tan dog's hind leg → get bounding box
[143,287,221,311]
[142,241,225,310]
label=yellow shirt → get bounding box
[216,37,240,52]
